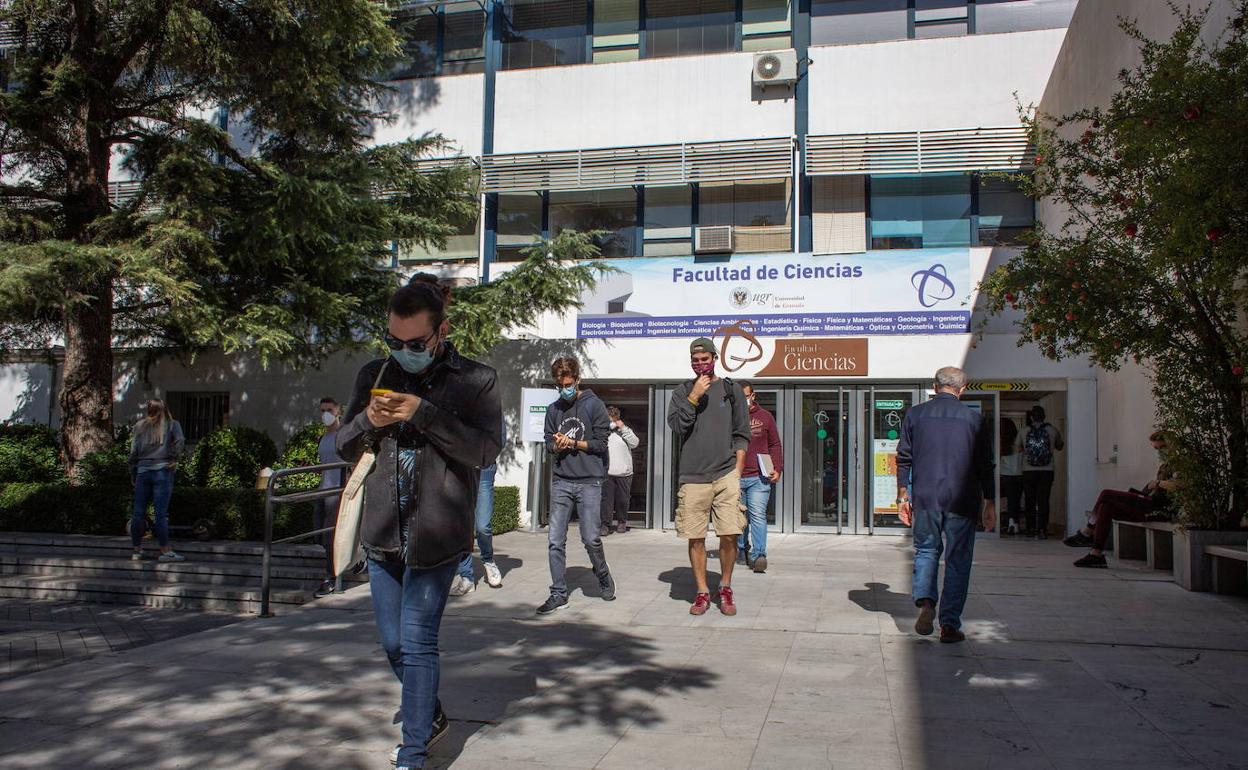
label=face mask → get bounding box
[692,361,715,377]
[392,347,434,374]
[558,385,577,401]
[321,411,337,427]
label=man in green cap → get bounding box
[666,337,750,616]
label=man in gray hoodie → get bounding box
[538,355,616,614]
[667,338,750,616]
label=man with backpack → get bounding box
[666,337,750,616]
[1022,405,1064,539]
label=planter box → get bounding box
[1173,528,1248,592]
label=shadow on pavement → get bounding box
[656,566,723,604]
[847,581,919,634]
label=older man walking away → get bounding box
[896,367,996,643]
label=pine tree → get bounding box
[0,2,485,475]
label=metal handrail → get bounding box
[260,462,354,618]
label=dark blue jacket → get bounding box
[895,393,995,518]
[544,388,610,481]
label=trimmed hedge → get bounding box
[0,423,61,483]
[492,485,520,535]
[0,482,311,541]
[274,423,325,493]
[186,426,278,489]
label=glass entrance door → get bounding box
[798,389,852,533]
[865,389,918,533]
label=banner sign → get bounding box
[754,338,867,377]
[576,248,971,339]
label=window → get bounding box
[443,5,487,73]
[594,0,641,62]
[388,3,485,79]
[644,0,735,59]
[643,185,693,256]
[502,0,589,70]
[977,176,1033,246]
[742,0,792,52]
[391,11,439,78]
[166,392,230,444]
[811,0,908,46]
[700,180,791,253]
[402,208,480,264]
[550,188,637,257]
[913,0,968,38]
[869,173,971,249]
[497,192,543,260]
[975,0,1077,34]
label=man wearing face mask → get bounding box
[538,355,615,615]
[338,280,502,770]
[313,397,344,598]
[667,337,750,617]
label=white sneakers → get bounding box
[483,560,503,588]
[448,575,475,596]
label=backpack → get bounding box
[1024,423,1053,467]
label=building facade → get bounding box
[11,0,1235,539]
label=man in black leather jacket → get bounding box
[337,280,501,770]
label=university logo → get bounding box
[910,263,957,308]
[729,286,751,309]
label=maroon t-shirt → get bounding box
[742,405,784,478]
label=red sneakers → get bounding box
[690,592,712,615]
[718,586,737,616]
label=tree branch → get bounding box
[0,184,65,203]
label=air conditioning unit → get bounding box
[694,225,734,254]
[753,50,797,87]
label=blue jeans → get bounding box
[368,558,458,769]
[130,467,174,548]
[911,510,977,631]
[737,475,771,561]
[547,477,605,599]
[457,464,496,580]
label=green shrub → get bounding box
[0,482,311,542]
[186,426,278,489]
[275,423,325,493]
[492,485,520,536]
[0,423,61,483]
[75,426,133,487]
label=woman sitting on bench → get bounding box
[1066,431,1178,569]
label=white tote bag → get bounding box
[333,449,375,577]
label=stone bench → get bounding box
[1113,520,1176,570]
[1205,545,1248,595]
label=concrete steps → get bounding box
[0,533,366,612]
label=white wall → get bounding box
[493,53,794,153]
[373,74,485,157]
[807,28,1067,135]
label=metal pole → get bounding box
[260,486,274,618]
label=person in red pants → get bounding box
[1068,431,1177,568]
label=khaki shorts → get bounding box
[675,469,746,539]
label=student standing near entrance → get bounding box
[1022,405,1064,539]
[313,397,344,598]
[897,367,995,643]
[538,356,616,614]
[338,281,502,770]
[667,337,750,616]
[738,382,783,573]
[601,406,638,535]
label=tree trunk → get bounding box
[1221,382,1248,524]
[60,279,115,479]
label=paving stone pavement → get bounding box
[2,530,1247,770]
[0,598,246,681]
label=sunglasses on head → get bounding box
[383,331,438,352]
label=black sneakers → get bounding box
[1074,553,1108,568]
[313,578,337,598]
[599,572,617,601]
[1063,531,1094,548]
[536,594,569,614]
[428,708,449,748]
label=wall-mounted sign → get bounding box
[753,338,868,377]
[967,381,1030,391]
[874,400,904,410]
[576,249,972,339]
[520,388,553,443]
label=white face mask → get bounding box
[321,411,337,427]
